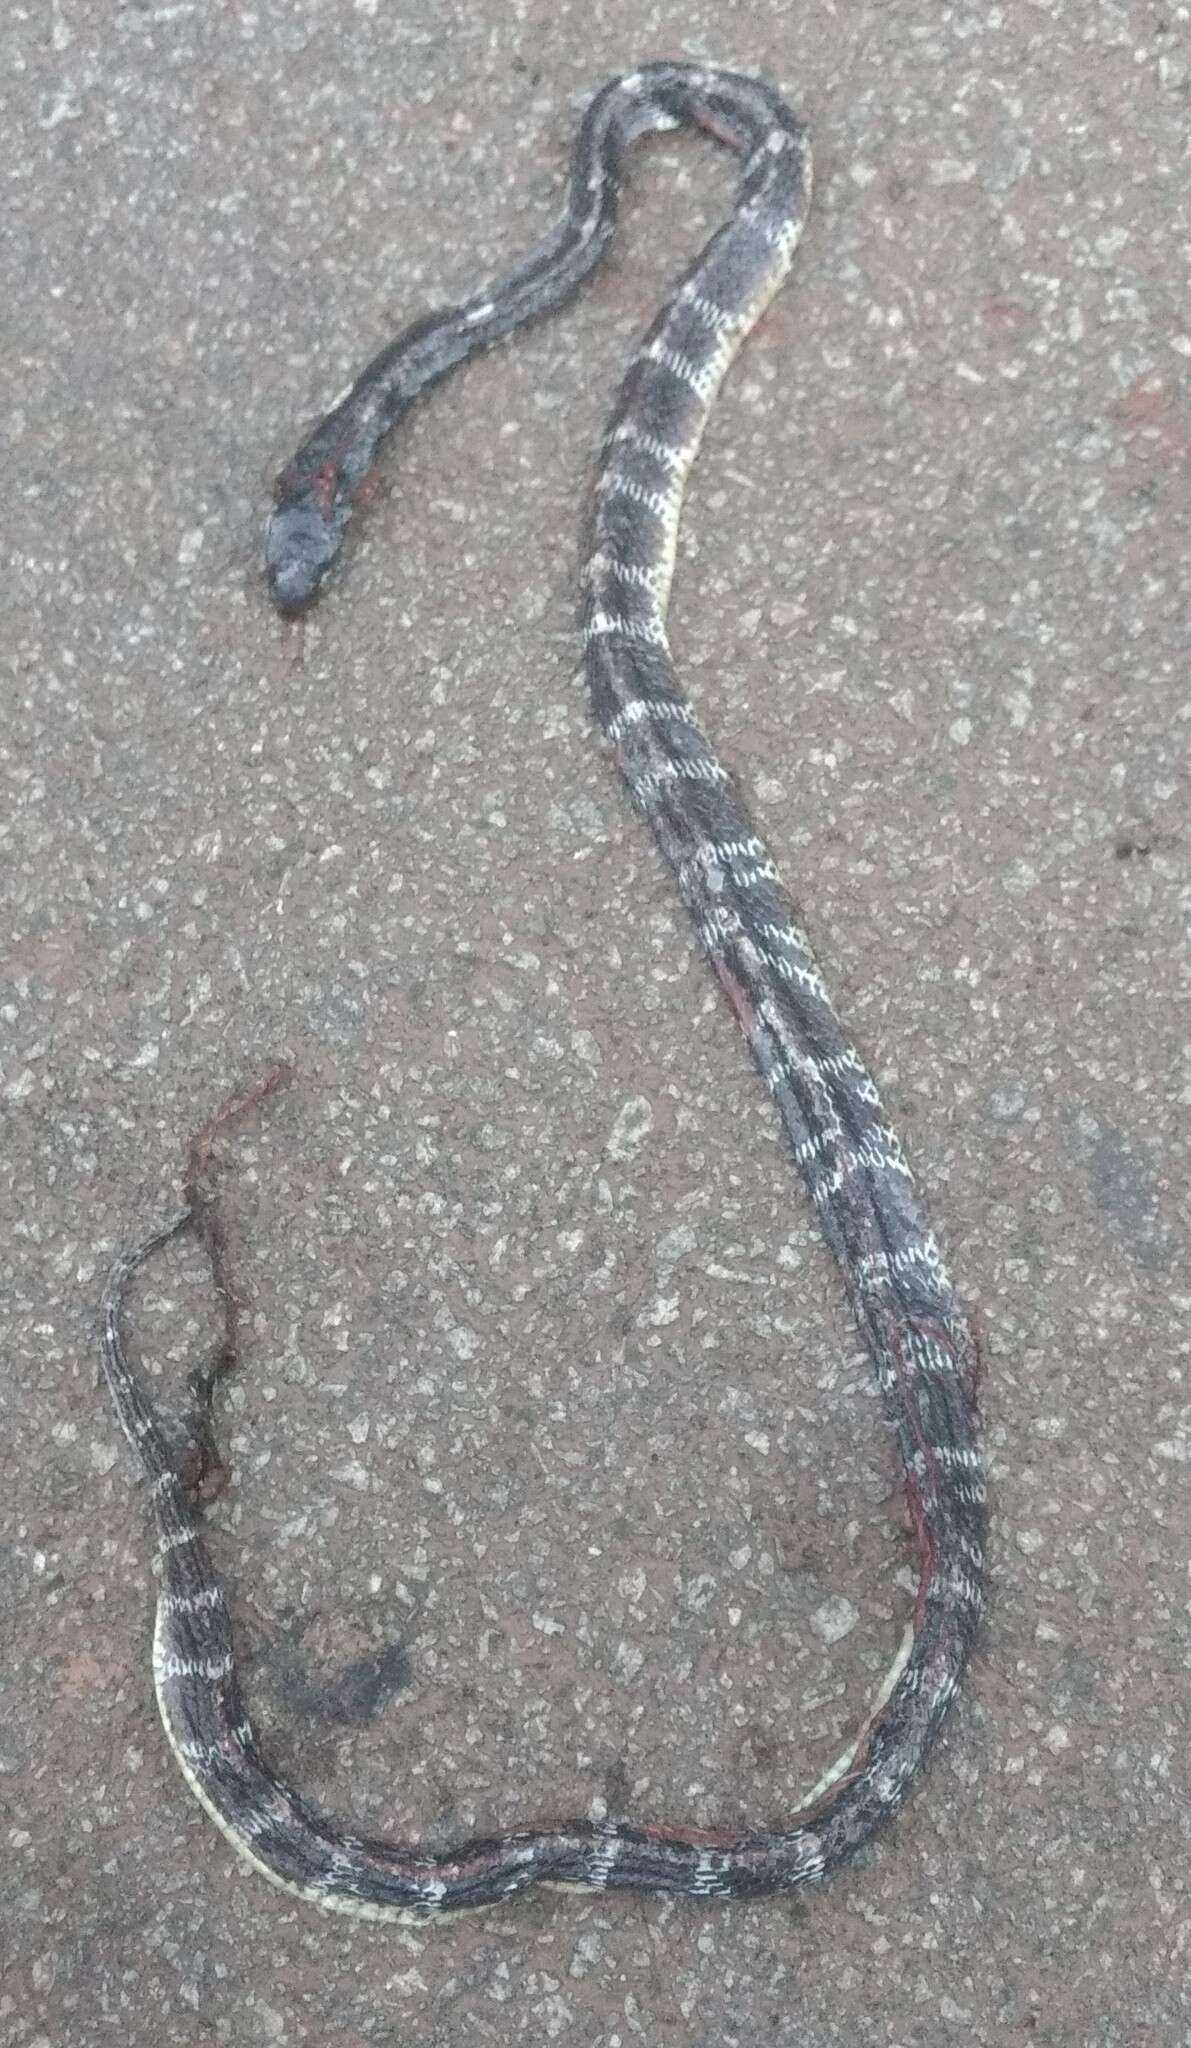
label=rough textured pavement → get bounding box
[3,3,1188,2043]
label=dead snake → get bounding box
[101,60,985,1922]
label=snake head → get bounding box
[265,493,347,614]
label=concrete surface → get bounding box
[2,2,1188,2043]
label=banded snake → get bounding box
[101,60,986,1923]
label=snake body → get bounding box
[101,62,985,1922]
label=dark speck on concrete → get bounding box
[1067,1109,1174,1271]
[268,1638,414,1728]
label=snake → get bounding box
[100,61,985,1923]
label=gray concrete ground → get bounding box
[2,2,1188,2043]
